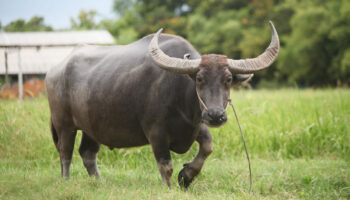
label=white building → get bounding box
[0,30,115,75]
[0,30,115,99]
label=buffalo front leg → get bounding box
[178,125,213,188]
[150,133,173,188]
[79,132,101,177]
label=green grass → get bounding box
[0,89,349,199]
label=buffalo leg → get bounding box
[150,134,173,188]
[178,125,213,188]
[57,127,77,178]
[79,132,101,177]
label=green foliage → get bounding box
[108,0,350,87]
[278,0,350,87]
[101,10,141,44]
[70,10,100,30]
[0,90,349,199]
[4,19,27,32]
[3,16,53,32]
[113,0,136,15]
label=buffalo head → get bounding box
[149,21,279,127]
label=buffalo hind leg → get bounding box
[178,125,213,188]
[150,132,173,188]
[50,121,59,151]
[54,125,77,178]
[79,132,101,177]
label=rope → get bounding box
[196,88,209,111]
[228,99,252,193]
[195,88,252,193]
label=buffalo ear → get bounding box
[232,74,253,86]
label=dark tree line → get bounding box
[105,0,350,87]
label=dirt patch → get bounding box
[0,79,46,100]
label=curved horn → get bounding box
[149,28,201,74]
[228,21,280,74]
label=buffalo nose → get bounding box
[208,108,227,123]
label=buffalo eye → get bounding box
[226,76,232,84]
[196,76,203,83]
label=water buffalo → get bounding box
[46,21,279,188]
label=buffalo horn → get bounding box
[149,29,201,74]
[227,21,280,74]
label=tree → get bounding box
[112,0,190,35]
[109,0,350,87]
[70,10,100,30]
[278,0,350,86]
[3,16,52,32]
[26,16,53,31]
[4,19,27,32]
[101,10,140,44]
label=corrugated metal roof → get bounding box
[0,30,115,46]
[0,30,115,75]
[0,47,75,74]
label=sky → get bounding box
[0,0,115,29]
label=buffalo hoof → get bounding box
[178,168,194,189]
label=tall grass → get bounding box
[219,89,350,159]
[0,89,349,199]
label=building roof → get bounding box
[0,30,115,75]
[0,30,115,47]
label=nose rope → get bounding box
[195,88,230,111]
[196,88,209,111]
[195,88,252,193]
[228,99,252,193]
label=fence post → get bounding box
[4,49,9,85]
[17,47,23,100]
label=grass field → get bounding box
[0,89,349,199]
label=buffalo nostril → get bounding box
[218,114,227,122]
[220,115,227,122]
[207,109,227,123]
